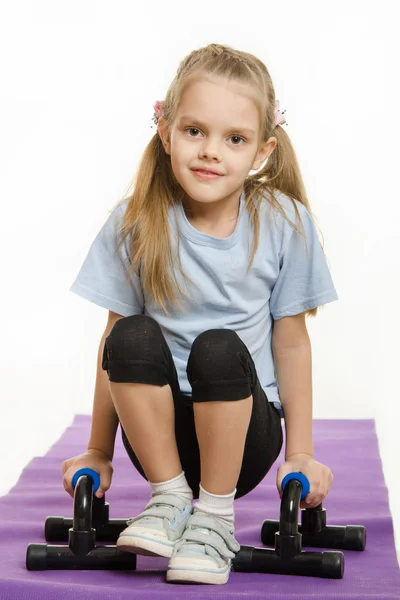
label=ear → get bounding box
[252,136,277,171]
[157,116,171,155]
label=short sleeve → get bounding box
[270,205,338,320]
[69,202,144,317]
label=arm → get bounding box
[272,312,314,461]
[87,311,124,461]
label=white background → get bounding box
[1,0,399,563]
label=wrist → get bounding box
[285,451,314,461]
[86,447,113,462]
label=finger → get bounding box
[301,495,319,510]
[300,471,331,509]
[316,471,332,506]
[304,479,319,506]
[307,478,327,508]
[95,471,113,498]
[321,471,333,502]
[61,459,73,476]
[304,495,318,509]
[276,465,291,496]
[305,471,328,507]
[302,495,320,509]
[307,493,322,508]
[95,485,105,498]
[63,478,71,496]
[276,471,283,495]
[63,477,74,498]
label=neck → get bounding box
[182,193,241,225]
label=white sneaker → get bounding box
[116,493,193,558]
[166,511,241,585]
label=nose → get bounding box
[199,137,222,161]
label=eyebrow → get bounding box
[178,115,255,135]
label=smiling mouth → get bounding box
[193,169,221,175]
[191,169,224,179]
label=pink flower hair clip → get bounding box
[152,101,164,126]
[274,100,287,127]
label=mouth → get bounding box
[191,168,224,180]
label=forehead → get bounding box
[176,75,260,129]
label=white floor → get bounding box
[1,409,399,567]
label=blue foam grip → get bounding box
[281,472,310,501]
[71,468,101,493]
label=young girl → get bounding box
[62,43,338,585]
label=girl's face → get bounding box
[158,74,276,212]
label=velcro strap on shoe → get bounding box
[126,506,173,525]
[185,513,241,554]
[145,494,188,512]
[179,529,237,560]
[126,494,188,526]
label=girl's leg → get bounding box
[109,381,181,483]
[187,328,283,499]
[102,314,196,559]
[166,329,282,585]
[102,314,184,483]
[193,394,253,495]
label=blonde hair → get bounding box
[114,43,327,318]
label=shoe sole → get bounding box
[166,566,230,585]
[117,533,175,558]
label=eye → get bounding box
[184,127,246,146]
[185,127,202,138]
[229,135,246,146]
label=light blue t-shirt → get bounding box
[69,189,339,417]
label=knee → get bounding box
[104,314,164,363]
[191,328,241,357]
[108,314,161,339]
[187,329,246,382]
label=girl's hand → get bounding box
[61,449,114,499]
[276,453,334,509]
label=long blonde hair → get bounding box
[114,43,327,318]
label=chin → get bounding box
[174,169,241,204]
[183,189,227,205]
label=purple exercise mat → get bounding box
[0,416,399,599]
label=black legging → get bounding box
[102,314,283,500]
